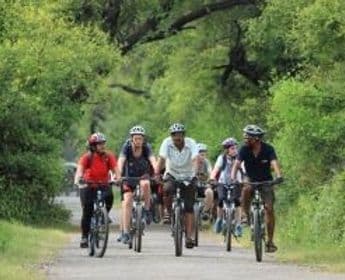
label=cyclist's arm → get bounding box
[74,163,84,185]
[117,156,126,178]
[210,166,220,180]
[149,155,157,175]
[230,159,242,181]
[155,156,165,174]
[271,159,282,178]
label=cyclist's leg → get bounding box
[104,186,114,213]
[140,179,152,224]
[213,184,225,233]
[122,184,134,234]
[241,183,253,224]
[204,186,214,213]
[162,175,175,223]
[262,186,276,251]
[140,179,151,210]
[183,181,196,245]
[80,187,95,246]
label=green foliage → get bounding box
[0,1,119,222]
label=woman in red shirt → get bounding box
[74,132,120,248]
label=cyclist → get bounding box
[209,138,243,236]
[156,123,198,249]
[195,143,213,220]
[116,125,157,244]
[230,124,283,253]
[74,132,119,248]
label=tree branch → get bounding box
[102,0,123,39]
[121,0,175,54]
[220,20,265,86]
[121,0,254,54]
[109,83,149,97]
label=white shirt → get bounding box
[214,154,242,185]
[159,137,198,179]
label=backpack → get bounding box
[215,154,227,181]
[215,154,244,181]
[85,151,112,170]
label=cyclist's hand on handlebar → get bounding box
[208,179,217,187]
[273,176,284,185]
[153,173,162,183]
[230,179,240,187]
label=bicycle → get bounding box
[171,177,194,257]
[81,181,113,258]
[120,177,153,253]
[222,183,238,252]
[245,180,282,262]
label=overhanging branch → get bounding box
[109,83,149,97]
[121,0,254,54]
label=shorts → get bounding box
[163,174,196,213]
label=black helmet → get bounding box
[243,124,265,137]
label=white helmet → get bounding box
[129,125,145,136]
[169,123,185,134]
[197,143,207,152]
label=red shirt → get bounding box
[79,152,117,184]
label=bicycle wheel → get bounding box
[94,207,109,258]
[134,204,143,253]
[253,209,263,262]
[225,207,234,252]
[193,203,200,247]
[174,206,183,257]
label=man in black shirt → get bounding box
[230,124,283,253]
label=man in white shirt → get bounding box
[155,123,199,249]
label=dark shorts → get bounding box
[120,178,139,200]
[217,183,242,208]
[163,175,196,213]
[246,183,275,206]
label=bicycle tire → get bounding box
[174,206,183,257]
[94,207,109,258]
[253,208,263,262]
[134,204,143,253]
[193,203,200,247]
[225,207,233,252]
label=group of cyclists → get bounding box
[74,122,283,253]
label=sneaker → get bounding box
[265,241,278,253]
[163,213,171,225]
[185,238,194,249]
[116,232,124,242]
[234,224,243,237]
[213,218,223,234]
[122,233,131,245]
[80,237,88,248]
[144,209,152,225]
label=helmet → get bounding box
[222,137,238,149]
[197,143,207,152]
[169,123,185,134]
[243,124,265,137]
[129,125,145,136]
[88,132,106,145]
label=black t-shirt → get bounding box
[237,142,277,182]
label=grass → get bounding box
[276,242,345,273]
[0,220,69,280]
